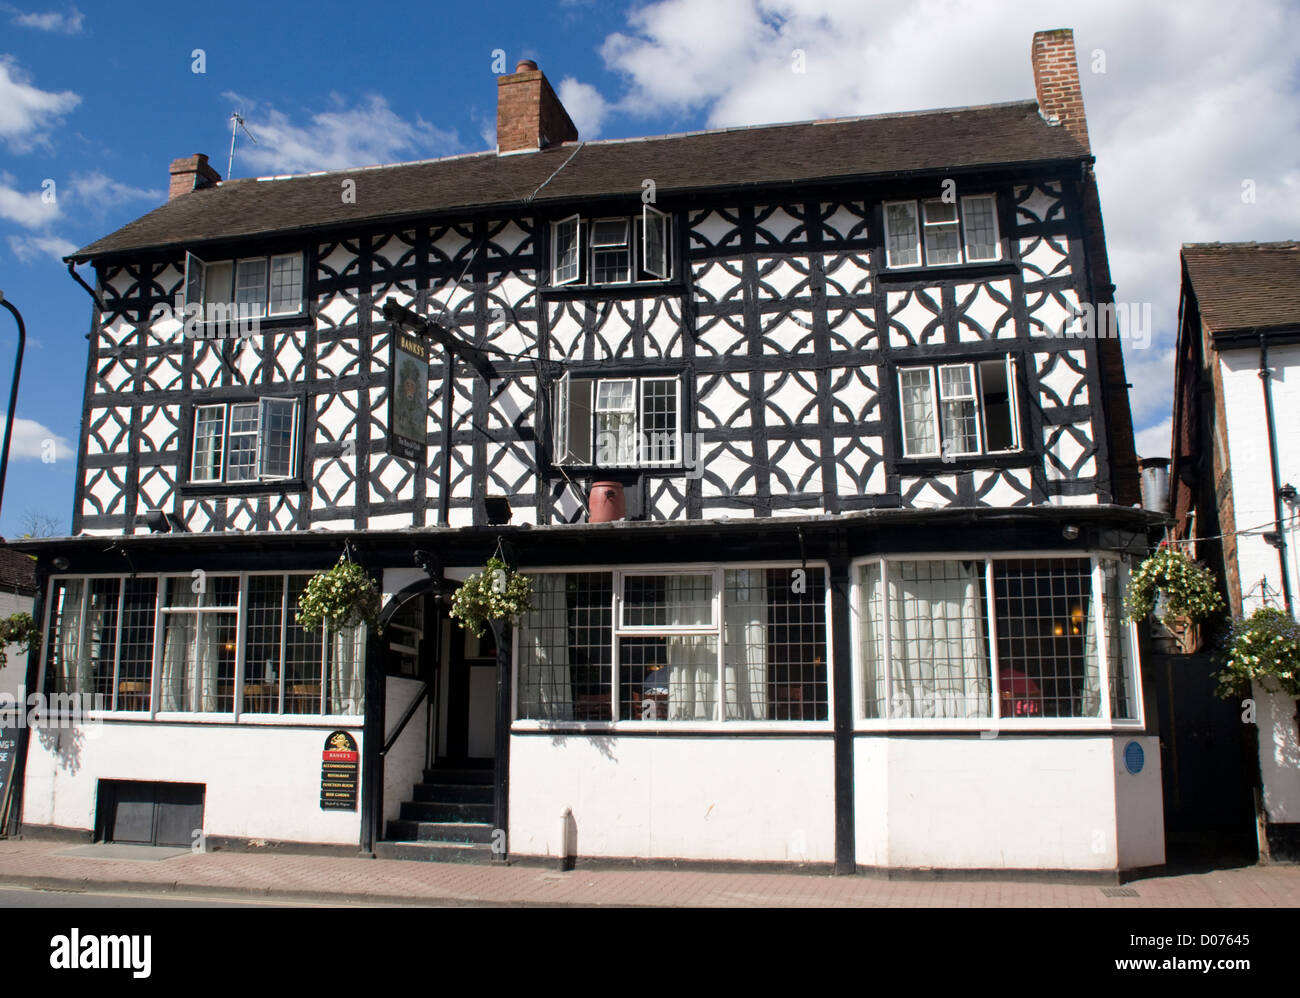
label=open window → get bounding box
[897,356,1020,458]
[182,251,305,318]
[553,373,680,468]
[190,397,300,484]
[549,210,673,286]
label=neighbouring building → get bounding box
[10,28,1165,876]
[1170,240,1300,860]
[0,546,37,702]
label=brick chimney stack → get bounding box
[1031,28,1090,153]
[169,153,221,200]
[496,60,578,155]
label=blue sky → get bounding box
[1,0,1297,537]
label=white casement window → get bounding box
[898,356,1019,458]
[882,195,1002,268]
[855,554,1141,728]
[514,565,831,724]
[190,398,299,484]
[184,251,304,318]
[883,201,921,268]
[642,204,671,279]
[554,374,681,468]
[551,214,581,286]
[550,211,673,286]
[43,573,365,719]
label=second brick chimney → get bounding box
[496,60,578,155]
[1031,29,1090,153]
[169,153,221,200]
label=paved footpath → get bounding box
[0,839,1298,907]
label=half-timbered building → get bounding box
[11,28,1165,876]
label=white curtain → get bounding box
[194,617,225,711]
[666,636,717,720]
[54,580,85,695]
[888,560,990,719]
[329,624,364,715]
[859,564,886,717]
[724,570,768,719]
[1080,588,1102,718]
[159,614,194,711]
[523,574,573,720]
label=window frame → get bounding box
[882,195,1002,270]
[188,397,302,485]
[184,250,305,319]
[553,372,683,470]
[850,551,1144,731]
[896,355,1021,459]
[511,561,835,732]
[39,571,366,724]
[548,209,675,287]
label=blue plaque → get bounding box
[1124,740,1144,775]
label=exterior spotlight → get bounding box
[1062,524,1080,540]
[52,556,70,571]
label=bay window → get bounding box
[42,573,363,718]
[897,356,1020,458]
[516,566,829,724]
[856,555,1139,724]
[883,195,1001,268]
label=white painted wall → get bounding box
[510,734,835,863]
[22,719,363,846]
[1220,343,1300,826]
[383,677,427,826]
[853,735,1163,870]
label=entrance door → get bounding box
[439,626,497,764]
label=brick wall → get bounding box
[496,61,578,154]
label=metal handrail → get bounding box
[381,681,429,757]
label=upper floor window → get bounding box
[554,373,681,468]
[550,206,672,287]
[897,356,1020,459]
[191,398,300,484]
[883,195,1001,269]
[184,251,304,318]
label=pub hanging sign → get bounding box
[388,329,429,462]
[320,730,359,811]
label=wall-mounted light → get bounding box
[51,556,69,571]
[1062,524,1080,541]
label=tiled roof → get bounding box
[1182,241,1300,334]
[70,100,1087,261]
[0,546,37,595]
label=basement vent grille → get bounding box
[1100,887,1140,898]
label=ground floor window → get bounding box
[45,573,363,718]
[857,555,1137,723]
[516,566,829,723]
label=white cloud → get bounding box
[1134,416,1173,462]
[0,416,74,460]
[584,0,1300,442]
[7,233,75,262]
[0,56,79,152]
[220,92,461,175]
[65,171,162,215]
[558,77,611,138]
[12,6,84,33]
[0,173,59,227]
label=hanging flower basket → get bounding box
[1215,606,1300,699]
[448,557,534,638]
[0,611,40,667]
[1124,544,1224,631]
[296,554,382,634]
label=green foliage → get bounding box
[0,611,39,667]
[448,557,534,638]
[1215,606,1300,699]
[296,556,382,634]
[1124,545,1224,627]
